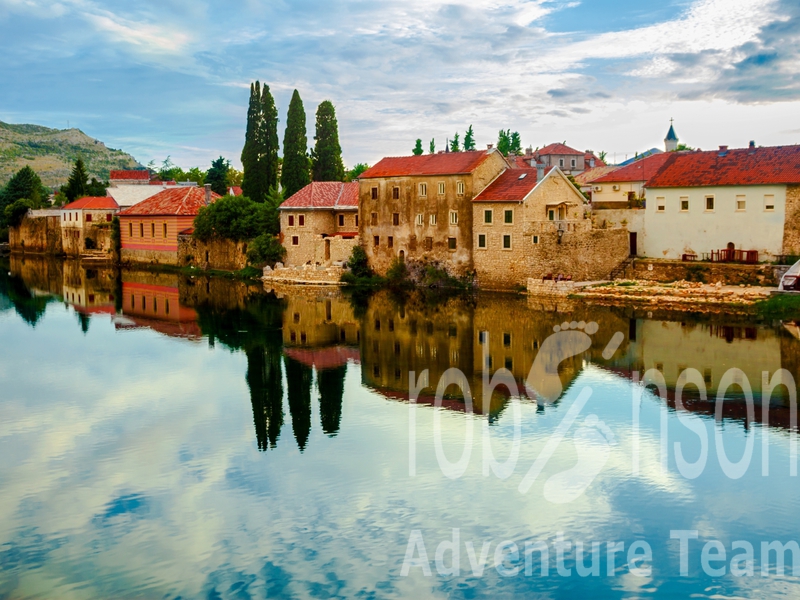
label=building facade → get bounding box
[60,196,119,256]
[358,150,508,276]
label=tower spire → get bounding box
[665,119,679,152]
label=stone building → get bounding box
[279,181,359,266]
[119,184,220,265]
[358,149,508,276]
[60,196,119,256]
[473,167,630,288]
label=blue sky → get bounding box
[1,0,798,170]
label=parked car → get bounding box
[779,259,800,291]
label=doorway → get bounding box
[324,239,331,261]
[629,232,638,257]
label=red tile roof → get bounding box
[110,170,150,181]
[591,153,672,184]
[473,169,540,202]
[510,156,536,169]
[62,196,120,210]
[585,152,606,167]
[229,186,243,196]
[118,186,220,216]
[537,143,583,156]
[280,181,359,209]
[284,347,361,370]
[646,145,800,188]
[359,150,497,178]
[574,166,618,186]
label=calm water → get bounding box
[2,256,800,599]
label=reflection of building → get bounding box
[117,272,201,339]
[61,260,116,315]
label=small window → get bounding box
[298,215,305,227]
[438,182,445,196]
[371,187,378,200]
[478,331,487,344]
[478,234,486,248]
[388,236,394,248]
[106,213,112,222]
[656,197,665,212]
[151,223,155,237]
[484,209,492,224]
[338,214,345,226]
[393,213,400,226]
[448,237,457,250]
[503,234,512,249]
[128,222,133,237]
[68,212,72,221]
[765,195,775,211]
[571,158,576,168]
[449,210,458,225]
[532,235,539,244]
[140,223,144,237]
[163,223,167,238]
[415,213,423,226]
[165,299,170,315]
[291,235,299,246]
[457,181,465,195]
[504,209,513,224]
[355,214,359,227]
[371,212,378,226]
[288,215,295,227]
[736,196,746,211]
[559,158,564,167]
[419,183,427,197]
[373,235,380,247]
[705,196,715,211]
[503,333,511,347]
[430,214,437,226]
[548,209,555,221]
[392,187,400,200]
[85,213,92,222]
[505,357,513,370]
[680,197,689,212]
[424,237,433,251]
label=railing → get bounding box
[691,249,760,263]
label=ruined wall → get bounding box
[178,235,249,271]
[9,215,63,254]
[528,228,629,282]
[280,211,357,267]
[782,184,800,256]
[625,259,781,286]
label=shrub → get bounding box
[4,199,36,228]
[0,228,8,243]
[386,258,412,289]
[84,237,96,250]
[247,233,285,266]
[193,194,279,242]
[346,245,373,279]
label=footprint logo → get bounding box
[526,321,599,403]
[543,415,616,504]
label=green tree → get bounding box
[497,130,511,156]
[510,131,522,155]
[62,158,89,202]
[4,198,37,228]
[450,133,460,153]
[86,177,107,197]
[0,166,48,224]
[226,168,243,187]
[311,100,345,182]
[206,156,230,196]
[186,167,206,186]
[463,125,475,151]
[241,82,269,203]
[193,194,279,242]
[247,233,286,267]
[598,151,608,163]
[281,89,311,199]
[412,139,424,156]
[260,84,280,192]
[675,143,694,152]
[429,139,436,154]
[345,163,369,182]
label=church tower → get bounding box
[665,119,679,152]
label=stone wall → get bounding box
[9,215,63,254]
[782,184,800,256]
[121,248,178,265]
[526,280,576,296]
[624,259,782,285]
[263,264,345,285]
[178,235,249,271]
[529,228,629,282]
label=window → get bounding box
[430,214,437,226]
[419,183,427,197]
[503,234,512,249]
[68,212,72,221]
[448,237,457,250]
[298,215,305,227]
[292,236,299,246]
[338,214,345,226]
[374,236,380,247]
[478,234,487,248]
[548,209,555,221]
[151,223,155,237]
[449,210,458,225]
[736,195,746,211]
[765,195,775,211]
[355,215,359,227]
[478,331,487,344]
[415,213,423,226]
[504,209,513,224]
[559,158,564,167]
[288,215,295,227]
[680,197,689,212]
[392,187,400,200]
[503,333,511,347]
[140,223,144,237]
[571,158,576,168]
[371,187,378,200]
[424,237,433,251]
[128,222,133,237]
[705,196,715,211]
[388,236,394,248]
[85,213,92,222]
[656,197,665,212]
[106,213,112,222]
[393,213,400,226]
[371,212,378,226]
[457,181,465,195]
[532,235,539,244]
[163,223,167,238]
[165,299,170,315]
[438,182,445,195]
[505,357,513,370]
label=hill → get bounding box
[0,121,142,188]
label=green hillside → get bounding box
[0,121,142,188]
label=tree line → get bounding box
[412,127,523,156]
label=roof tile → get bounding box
[591,153,672,184]
[62,196,120,210]
[359,150,496,178]
[473,169,540,202]
[537,143,583,156]
[110,170,150,181]
[118,186,220,216]
[280,182,359,209]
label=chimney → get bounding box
[525,146,533,156]
[536,162,545,182]
[204,183,212,205]
[749,140,756,149]
[719,145,728,152]
[487,143,494,150]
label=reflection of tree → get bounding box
[77,312,90,334]
[0,265,55,326]
[318,366,345,436]
[284,356,312,451]
[246,346,284,450]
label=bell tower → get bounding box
[665,118,679,152]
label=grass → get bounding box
[131,262,264,281]
[754,294,800,320]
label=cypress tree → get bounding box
[63,158,89,202]
[205,156,230,196]
[260,84,280,192]
[463,125,475,151]
[412,139,423,156]
[450,134,460,153]
[281,89,310,199]
[241,82,267,203]
[429,138,436,154]
[311,101,345,182]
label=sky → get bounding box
[1,0,799,170]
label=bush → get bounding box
[0,228,8,243]
[247,233,285,266]
[346,245,373,278]
[84,237,96,250]
[193,194,279,242]
[386,258,412,289]
[4,199,36,228]
[111,216,121,257]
